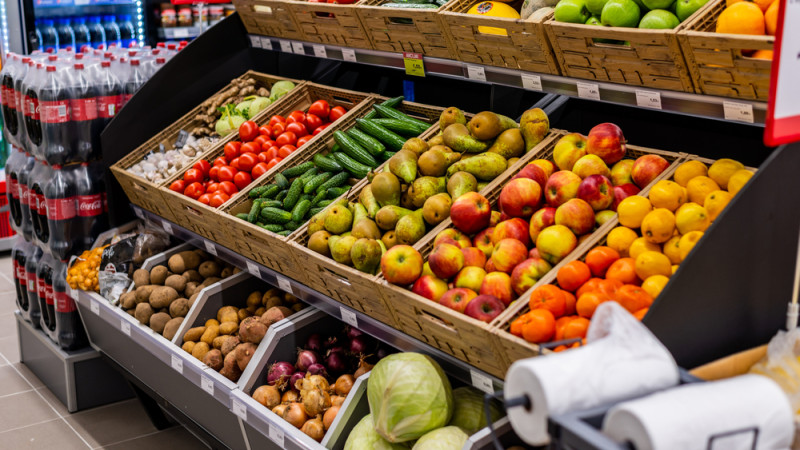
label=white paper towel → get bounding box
[603,374,794,450]
[504,302,680,445]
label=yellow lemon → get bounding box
[727,169,754,195]
[617,195,653,228]
[642,275,670,298]
[640,208,676,244]
[678,231,704,260]
[662,235,682,264]
[673,160,708,187]
[648,180,687,211]
[675,202,710,234]
[629,237,661,260]
[608,226,638,257]
[708,158,745,189]
[686,176,720,204]
[704,190,733,221]
[635,251,672,280]
[672,264,679,274]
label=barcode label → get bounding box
[246,261,260,277]
[577,82,601,100]
[635,90,662,110]
[201,375,214,395]
[471,370,494,394]
[269,424,285,446]
[171,354,183,374]
[340,307,358,328]
[204,241,217,256]
[277,277,292,294]
[250,36,261,48]
[313,45,327,59]
[121,320,131,336]
[521,73,543,91]
[342,48,357,62]
[260,37,272,50]
[723,101,755,123]
[232,398,247,420]
[90,300,99,315]
[280,40,292,53]
[57,105,67,117]
[291,42,304,55]
[466,65,486,82]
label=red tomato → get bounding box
[209,192,230,208]
[218,166,236,183]
[308,100,330,119]
[257,152,269,163]
[271,122,286,139]
[312,123,330,136]
[184,182,205,199]
[233,171,253,190]
[183,168,204,184]
[253,135,269,147]
[286,122,308,137]
[288,110,306,125]
[193,160,211,175]
[213,156,228,167]
[230,157,240,170]
[268,115,285,127]
[265,159,279,170]
[329,106,347,121]
[251,162,269,179]
[241,141,260,155]
[206,182,219,193]
[238,152,258,172]
[297,135,313,147]
[197,193,211,205]
[224,142,241,160]
[169,180,185,193]
[258,125,271,136]
[239,120,259,142]
[218,181,238,196]
[203,180,211,188]
[209,166,220,181]
[305,113,323,132]
[278,145,296,158]
[276,131,297,147]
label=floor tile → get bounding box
[102,426,207,450]
[0,312,16,338]
[0,390,61,433]
[36,387,69,417]
[14,362,45,389]
[0,364,35,397]
[66,399,160,448]
[0,418,90,450]
[0,289,17,313]
[0,255,14,281]
[0,335,20,364]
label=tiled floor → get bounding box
[0,253,208,449]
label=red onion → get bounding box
[376,347,390,360]
[344,326,363,340]
[290,371,306,390]
[305,334,323,352]
[306,363,328,378]
[326,344,346,355]
[296,350,320,372]
[349,335,373,355]
[325,351,349,375]
[267,362,294,386]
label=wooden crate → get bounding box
[441,0,559,74]
[288,0,373,49]
[678,0,773,101]
[232,0,305,40]
[357,0,456,59]
[110,71,304,224]
[544,16,698,93]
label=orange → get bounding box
[529,285,567,318]
[633,307,649,320]
[576,278,604,298]
[563,317,591,340]
[557,261,592,292]
[510,315,525,337]
[616,284,654,313]
[576,292,608,319]
[598,278,625,296]
[752,49,773,59]
[727,0,772,11]
[717,2,765,35]
[553,345,568,352]
[585,246,621,278]
[521,309,556,343]
[606,258,639,285]
[563,291,577,316]
[765,0,778,35]
[555,316,575,340]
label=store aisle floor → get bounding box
[0,254,208,449]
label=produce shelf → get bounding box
[246,34,767,126]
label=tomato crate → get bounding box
[232,0,305,41]
[678,0,774,101]
[288,0,373,50]
[110,71,304,224]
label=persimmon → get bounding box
[634,307,649,320]
[606,258,639,285]
[616,285,654,313]
[557,261,592,292]
[576,291,608,319]
[576,278,604,298]
[529,285,567,318]
[563,290,577,316]
[563,317,590,340]
[521,309,556,343]
[585,246,620,278]
[555,316,575,340]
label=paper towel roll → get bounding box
[603,374,794,450]
[505,302,680,445]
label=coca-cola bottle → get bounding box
[16,154,35,242]
[12,238,30,312]
[2,54,20,147]
[40,63,72,165]
[55,259,87,350]
[24,245,42,328]
[29,159,51,247]
[69,62,98,162]
[123,58,146,103]
[22,61,44,159]
[5,146,24,231]
[74,163,107,250]
[44,165,77,260]
[14,57,30,153]
[37,250,56,340]
[96,60,121,128]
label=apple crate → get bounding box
[288,0,373,50]
[441,0,560,74]
[232,0,305,41]
[111,71,304,224]
[678,0,774,100]
[161,84,376,258]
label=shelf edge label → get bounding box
[201,375,214,395]
[466,65,486,82]
[162,221,172,234]
[635,89,662,110]
[340,306,358,328]
[279,40,292,53]
[291,41,305,55]
[90,299,100,315]
[268,423,285,447]
[521,73,543,91]
[403,52,425,77]
[577,82,601,100]
[470,370,494,394]
[232,398,247,420]
[204,241,217,256]
[171,354,183,374]
[260,37,273,51]
[342,48,357,63]
[121,320,131,336]
[313,45,328,59]
[249,35,261,48]
[246,260,260,277]
[724,101,755,124]
[277,276,293,295]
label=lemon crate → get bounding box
[678,0,774,101]
[110,71,304,224]
[441,0,560,74]
[287,0,373,50]
[232,0,305,40]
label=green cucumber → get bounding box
[283,178,306,210]
[372,118,428,135]
[304,172,333,194]
[330,152,372,178]
[246,199,263,223]
[355,119,407,151]
[373,104,432,130]
[260,200,283,208]
[248,186,270,198]
[309,207,325,216]
[298,167,319,182]
[275,189,288,202]
[331,143,342,153]
[316,199,333,208]
[277,230,293,237]
[281,161,315,178]
[313,153,343,172]
[363,96,405,120]
[319,172,351,193]
[274,172,290,189]
[326,186,350,199]
[292,199,312,223]
[261,224,285,233]
[333,131,379,167]
[260,184,281,199]
[310,190,327,206]
[260,207,293,224]
[346,128,386,156]
[236,213,249,221]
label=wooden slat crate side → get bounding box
[289,0,373,49]
[232,0,305,39]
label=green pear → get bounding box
[352,203,369,228]
[350,238,383,273]
[358,185,380,218]
[395,212,426,245]
[439,107,467,131]
[443,123,490,153]
[407,176,447,208]
[351,218,382,240]
[330,235,357,265]
[447,171,479,199]
[423,193,452,226]
[323,205,353,235]
[388,149,418,184]
[446,152,508,181]
[371,172,401,207]
[307,230,332,257]
[375,206,415,230]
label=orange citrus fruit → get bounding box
[765,0,778,35]
[717,2,765,35]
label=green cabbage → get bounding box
[269,81,296,102]
[411,426,469,450]
[368,353,453,443]
[248,96,272,118]
[344,415,408,450]
[449,387,503,434]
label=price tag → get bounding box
[635,89,662,110]
[277,277,293,294]
[162,221,173,234]
[342,48,357,63]
[577,82,601,100]
[90,299,100,315]
[521,73,543,91]
[246,261,260,277]
[269,424,285,447]
[723,101,755,124]
[260,37,273,50]
[250,35,261,48]
[291,41,305,55]
[232,398,247,420]
[134,208,144,219]
[403,52,425,77]
[340,306,358,328]
[204,241,217,256]
[201,375,214,395]
[121,320,131,336]
[173,28,190,39]
[279,40,292,53]
[466,65,486,82]
[171,354,183,374]
[470,370,494,394]
[313,45,327,59]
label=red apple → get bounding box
[531,159,555,178]
[438,288,477,313]
[428,243,464,280]
[512,163,548,191]
[461,247,487,268]
[474,228,494,258]
[453,266,487,292]
[381,245,423,285]
[577,175,614,211]
[422,261,434,277]
[499,178,542,218]
[544,171,582,207]
[611,183,641,211]
[510,257,553,295]
[450,192,491,234]
[489,210,502,227]
[555,198,595,236]
[492,218,530,246]
[529,207,556,243]
[553,133,587,171]
[631,155,669,188]
[610,159,635,186]
[491,238,528,273]
[529,247,541,259]
[536,225,577,264]
[464,294,506,323]
[586,122,626,165]
[411,275,449,302]
[434,228,471,249]
[485,258,497,273]
[480,272,514,305]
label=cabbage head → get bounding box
[411,426,469,450]
[344,415,408,450]
[269,81,295,102]
[449,387,503,434]
[368,353,453,443]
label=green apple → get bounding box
[674,0,708,21]
[642,0,672,10]
[586,0,610,16]
[639,9,679,28]
[555,0,592,23]
[586,15,603,25]
[601,0,641,27]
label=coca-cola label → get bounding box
[26,271,36,292]
[30,98,39,120]
[104,263,116,273]
[29,187,37,210]
[22,95,31,117]
[40,100,69,123]
[37,193,47,215]
[77,194,103,217]
[97,95,120,118]
[45,283,54,306]
[9,178,18,199]
[56,290,76,313]
[16,261,26,281]
[11,260,18,280]
[46,197,76,220]
[1,86,7,106]
[122,93,132,104]
[15,91,22,112]
[71,98,97,121]
[20,184,29,206]
[9,89,17,110]
[37,276,46,299]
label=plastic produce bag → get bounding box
[133,227,171,265]
[521,2,556,20]
[749,328,800,414]
[99,236,136,304]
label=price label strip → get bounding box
[259,37,273,50]
[724,101,755,124]
[635,90,662,110]
[313,45,327,59]
[470,370,494,394]
[340,306,358,328]
[277,277,293,295]
[466,65,487,82]
[577,82,601,100]
[521,73,543,91]
[342,48,357,63]
[204,241,217,256]
[250,36,261,48]
[246,260,260,277]
[279,40,292,53]
[201,375,214,395]
[291,41,305,55]
[171,354,183,374]
[403,52,425,77]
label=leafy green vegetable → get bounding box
[249,96,272,118]
[344,415,408,450]
[448,387,502,434]
[269,81,296,102]
[411,426,469,450]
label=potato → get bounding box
[120,292,136,309]
[182,341,195,353]
[239,316,268,344]
[189,292,200,306]
[254,307,266,316]
[133,269,150,288]
[149,312,171,334]
[201,324,219,345]
[235,342,257,371]
[158,308,169,314]
[169,298,190,318]
[191,341,210,361]
[219,321,238,335]
[194,249,209,259]
[198,261,221,278]
[203,349,224,371]
[205,318,220,327]
[220,336,240,356]
[284,293,299,304]
[183,326,206,342]
[220,267,233,278]
[184,281,200,298]
[262,288,280,304]
[149,286,179,309]
[232,266,241,274]
[134,303,154,325]
[237,308,252,322]
[212,335,227,349]
[165,274,187,293]
[168,251,202,273]
[126,308,136,317]
[246,291,262,309]
[135,285,156,303]
[150,265,169,285]
[220,350,242,382]
[217,306,239,324]
[163,317,184,341]
[291,303,303,313]
[182,270,203,283]
[265,296,283,310]
[199,277,221,288]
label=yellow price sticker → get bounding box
[403,52,425,77]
